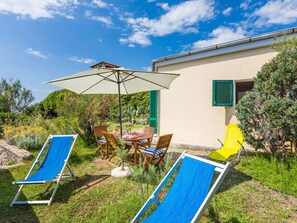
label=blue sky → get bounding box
[0,0,297,102]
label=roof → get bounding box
[153,27,297,69]
[90,61,121,69]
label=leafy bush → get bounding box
[39,89,67,118]
[29,115,76,135]
[0,112,16,126]
[57,91,116,145]
[235,37,297,157]
[4,125,48,150]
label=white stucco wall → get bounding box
[156,46,277,148]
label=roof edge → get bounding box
[152,27,297,67]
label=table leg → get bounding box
[133,141,138,165]
[106,143,109,158]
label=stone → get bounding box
[111,166,134,178]
[0,140,32,165]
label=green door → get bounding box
[149,91,158,134]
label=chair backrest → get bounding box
[131,153,231,223]
[143,126,155,147]
[94,126,108,139]
[103,132,119,150]
[28,136,75,181]
[153,134,173,156]
[143,126,155,136]
[223,124,244,150]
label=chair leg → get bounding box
[97,143,108,159]
[10,183,59,206]
[48,182,60,205]
[66,163,75,177]
[10,184,24,207]
[155,153,167,167]
[106,151,118,167]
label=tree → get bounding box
[39,89,67,118]
[57,91,117,145]
[0,78,34,114]
[235,37,297,157]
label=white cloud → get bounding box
[157,3,171,11]
[128,44,135,48]
[26,48,47,59]
[240,0,251,10]
[193,26,245,49]
[85,10,113,26]
[92,0,107,8]
[69,57,96,64]
[0,0,78,19]
[253,0,297,27]
[147,0,156,2]
[222,7,232,16]
[120,0,214,46]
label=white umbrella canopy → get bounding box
[44,67,179,135]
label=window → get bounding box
[212,80,234,106]
[235,81,254,104]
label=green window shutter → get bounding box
[212,80,234,106]
[149,91,158,133]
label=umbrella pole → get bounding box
[117,71,123,137]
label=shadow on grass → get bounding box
[218,167,252,194]
[0,169,39,223]
[34,174,110,204]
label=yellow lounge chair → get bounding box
[208,124,245,162]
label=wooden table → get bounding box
[122,133,151,165]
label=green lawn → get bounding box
[1,144,297,222]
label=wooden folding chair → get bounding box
[140,134,173,168]
[103,132,131,167]
[137,126,155,149]
[94,126,108,158]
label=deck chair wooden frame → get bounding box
[94,126,108,158]
[103,132,131,167]
[137,126,155,149]
[140,134,172,168]
[10,134,78,206]
[131,151,231,223]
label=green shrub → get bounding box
[3,125,48,150]
[29,115,76,135]
[235,37,297,157]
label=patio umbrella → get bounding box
[44,67,179,136]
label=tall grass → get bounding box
[237,152,297,196]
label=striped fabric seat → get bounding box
[144,148,164,156]
[98,139,106,143]
[137,139,148,144]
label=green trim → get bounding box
[149,91,159,133]
[212,80,234,106]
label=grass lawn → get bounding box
[1,143,297,223]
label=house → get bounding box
[149,27,297,149]
[90,61,121,69]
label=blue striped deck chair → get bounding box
[131,151,231,223]
[10,135,78,206]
